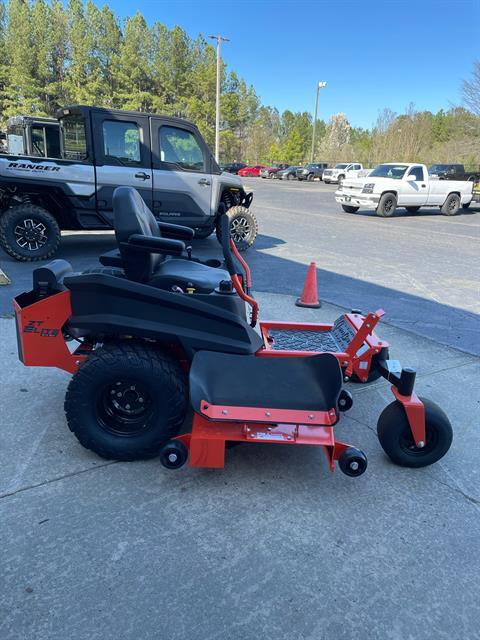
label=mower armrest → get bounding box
[99,249,123,268]
[157,221,195,241]
[123,234,185,256]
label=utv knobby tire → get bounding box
[441,193,461,216]
[376,192,397,217]
[0,204,60,261]
[216,205,258,252]
[64,342,187,461]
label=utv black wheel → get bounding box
[194,224,215,239]
[338,448,368,477]
[405,206,421,213]
[0,204,60,261]
[377,397,452,468]
[441,193,460,216]
[216,205,258,252]
[64,342,187,461]
[342,205,359,213]
[159,440,188,469]
[376,192,397,217]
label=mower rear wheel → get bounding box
[65,342,187,461]
[377,397,452,468]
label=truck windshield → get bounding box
[61,115,88,161]
[334,163,348,169]
[369,164,408,179]
[428,164,449,173]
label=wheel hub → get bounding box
[230,216,251,242]
[98,379,153,435]
[14,218,47,251]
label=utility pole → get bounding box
[209,34,230,163]
[310,81,327,163]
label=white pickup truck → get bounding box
[322,162,364,184]
[335,162,474,217]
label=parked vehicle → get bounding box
[277,165,302,180]
[220,162,247,174]
[323,162,363,184]
[336,163,474,216]
[5,116,61,158]
[259,163,289,179]
[238,164,267,177]
[297,162,329,181]
[428,163,480,182]
[0,105,257,261]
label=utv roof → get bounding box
[7,115,59,126]
[56,105,197,129]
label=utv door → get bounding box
[151,118,213,228]
[91,113,153,224]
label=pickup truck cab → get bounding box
[336,163,474,216]
[322,162,363,184]
[296,162,329,181]
[428,163,480,182]
[0,105,256,261]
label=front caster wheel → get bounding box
[377,397,452,468]
[338,390,353,411]
[338,448,368,477]
[159,440,188,469]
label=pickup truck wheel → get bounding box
[307,173,314,182]
[405,206,421,213]
[216,205,258,252]
[337,175,345,185]
[0,204,60,261]
[287,173,294,180]
[342,205,360,213]
[376,193,397,217]
[441,193,460,216]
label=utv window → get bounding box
[160,126,205,172]
[103,120,141,164]
[45,126,61,158]
[31,126,46,157]
[62,115,88,161]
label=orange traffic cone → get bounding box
[295,262,321,308]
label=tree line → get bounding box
[0,0,479,167]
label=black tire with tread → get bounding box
[216,205,258,252]
[377,397,452,468]
[342,205,360,213]
[376,192,397,217]
[0,204,60,261]
[64,342,187,461]
[441,193,461,216]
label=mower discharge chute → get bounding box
[14,187,453,478]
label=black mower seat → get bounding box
[112,187,229,293]
[190,352,343,414]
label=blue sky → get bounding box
[106,0,479,129]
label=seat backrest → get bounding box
[113,186,163,282]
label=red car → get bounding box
[238,164,267,177]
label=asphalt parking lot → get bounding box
[0,178,479,639]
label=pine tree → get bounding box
[0,0,9,122]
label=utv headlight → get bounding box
[362,183,375,194]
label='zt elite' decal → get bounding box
[24,320,59,337]
[7,162,60,172]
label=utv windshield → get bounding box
[369,164,408,179]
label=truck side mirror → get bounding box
[406,174,417,181]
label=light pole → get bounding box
[209,34,230,163]
[310,81,327,162]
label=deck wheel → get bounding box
[338,448,368,477]
[338,390,353,412]
[160,440,188,469]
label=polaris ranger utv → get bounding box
[0,106,257,261]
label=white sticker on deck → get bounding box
[255,433,285,441]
